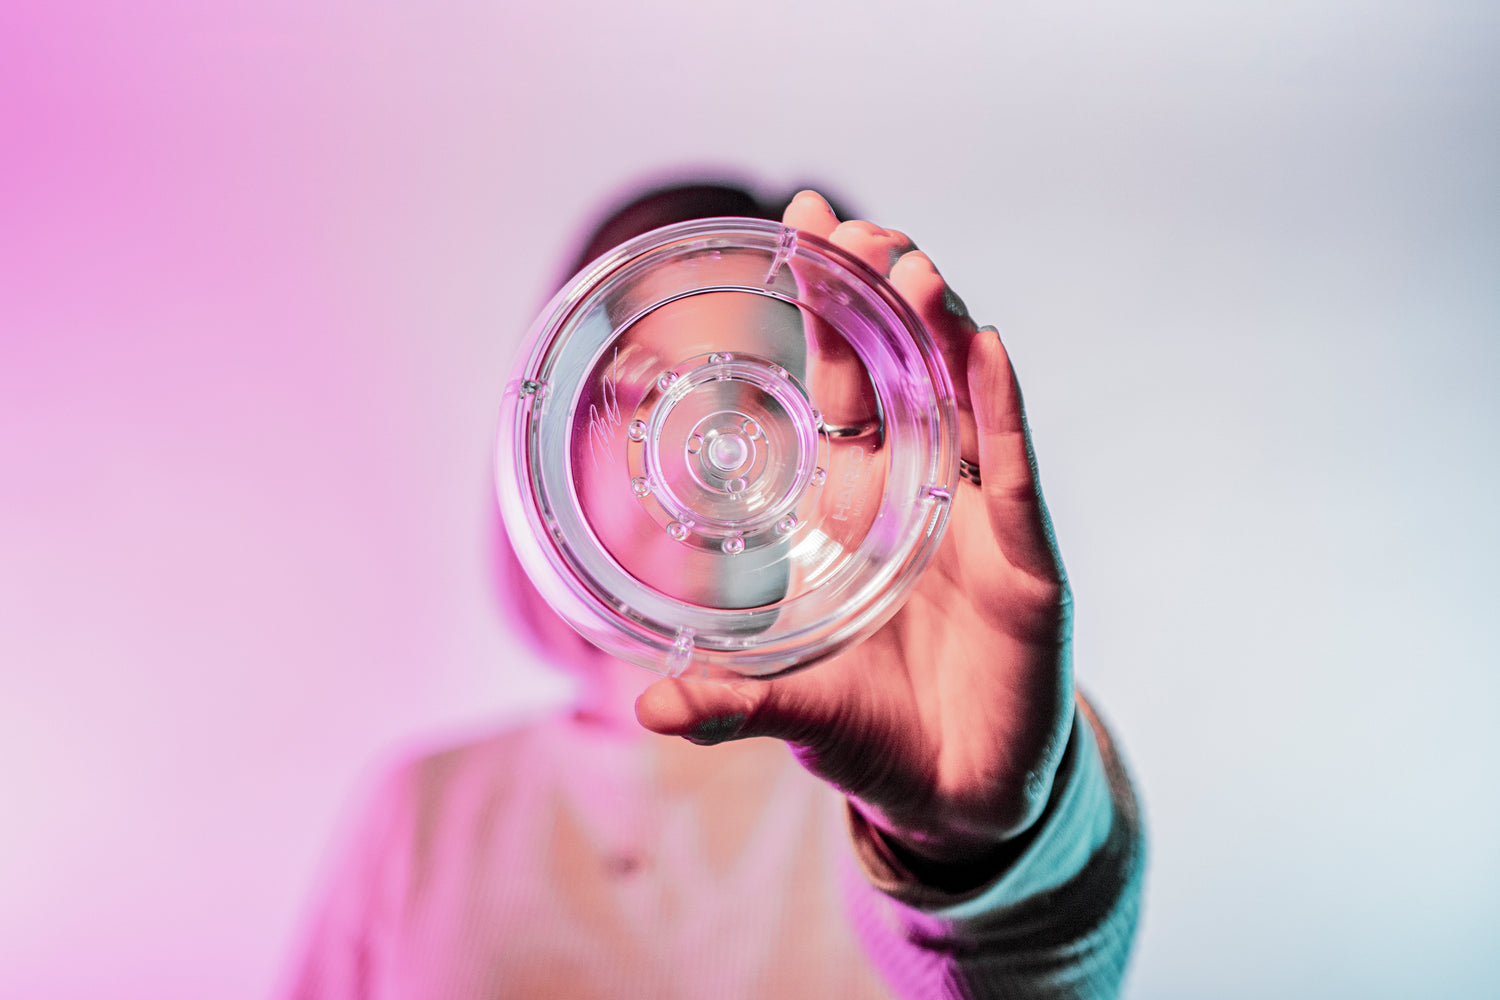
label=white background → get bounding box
[2,1,1496,997]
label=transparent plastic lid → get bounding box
[497,218,958,679]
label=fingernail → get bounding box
[793,190,834,216]
[685,712,746,746]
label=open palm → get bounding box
[637,192,1074,865]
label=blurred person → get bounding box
[286,182,1144,999]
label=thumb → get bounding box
[635,678,767,745]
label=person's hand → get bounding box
[636,191,1074,871]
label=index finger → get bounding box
[782,190,841,238]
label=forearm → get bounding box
[843,696,1145,999]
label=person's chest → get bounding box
[392,722,895,999]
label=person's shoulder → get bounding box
[372,711,560,820]
[406,718,540,776]
[402,710,555,791]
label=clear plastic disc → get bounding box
[497,218,958,679]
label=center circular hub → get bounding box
[623,353,829,543]
[685,413,762,495]
[706,431,749,472]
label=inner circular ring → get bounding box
[685,412,762,495]
[639,356,822,538]
[707,432,749,472]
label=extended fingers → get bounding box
[829,219,918,277]
[782,190,840,239]
[782,198,996,503]
[968,331,1061,582]
[784,191,917,277]
[889,250,980,460]
[783,193,882,426]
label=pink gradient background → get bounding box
[2,3,1497,998]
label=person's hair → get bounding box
[564,179,859,279]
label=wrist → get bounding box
[849,802,1043,896]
